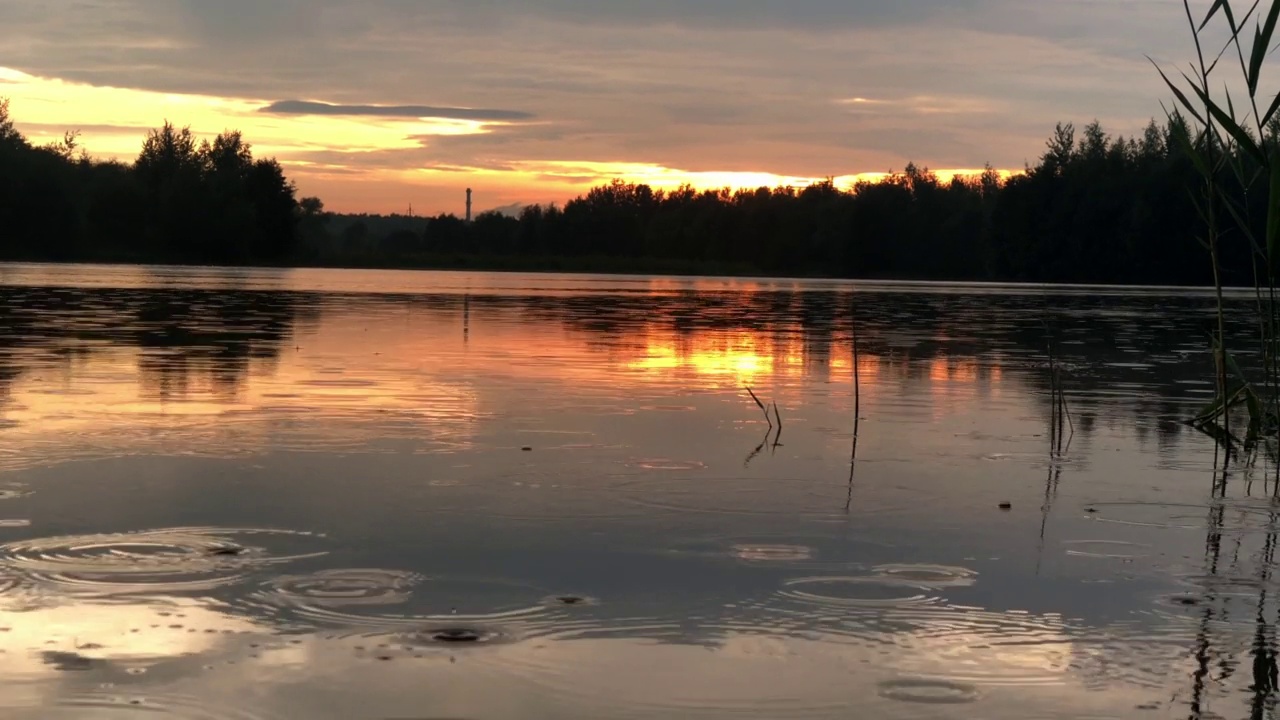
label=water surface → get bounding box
[0,263,1270,719]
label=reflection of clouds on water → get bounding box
[0,264,1238,474]
[0,266,1277,717]
[0,543,1249,718]
[0,606,1143,720]
[0,599,272,720]
[0,601,265,675]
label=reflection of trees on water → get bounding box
[366,288,1280,716]
[0,283,1239,454]
[130,290,318,401]
[5,280,1279,713]
[0,286,318,408]
[381,288,1228,449]
[1182,465,1280,719]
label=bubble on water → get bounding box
[333,621,519,659]
[732,544,815,563]
[777,576,938,609]
[429,628,486,643]
[627,459,707,472]
[878,678,982,704]
[543,594,600,607]
[872,564,978,587]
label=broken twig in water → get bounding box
[743,387,783,459]
[744,428,769,468]
[846,322,862,513]
[771,401,784,450]
[745,386,773,428]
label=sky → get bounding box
[0,0,1209,215]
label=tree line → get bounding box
[309,115,1257,286]
[0,96,1264,285]
[0,99,312,265]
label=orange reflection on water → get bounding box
[0,277,1022,468]
[928,356,980,385]
[625,331,820,385]
[628,333,772,382]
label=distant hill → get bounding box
[483,202,527,218]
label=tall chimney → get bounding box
[466,188,473,223]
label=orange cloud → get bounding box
[3,66,1020,215]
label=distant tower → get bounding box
[466,188,473,223]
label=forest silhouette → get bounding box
[0,98,1261,285]
[0,99,308,265]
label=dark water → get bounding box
[0,263,1273,718]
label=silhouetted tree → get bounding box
[0,103,299,264]
[0,98,1258,285]
[0,99,23,151]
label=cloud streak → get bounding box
[261,100,534,122]
[0,0,1198,213]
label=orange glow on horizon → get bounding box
[1,66,1023,215]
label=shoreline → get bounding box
[0,255,1234,293]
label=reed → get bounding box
[1159,0,1280,474]
[1045,324,1073,457]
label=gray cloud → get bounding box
[19,121,153,136]
[261,100,534,122]
[0,0,1212,210]
[424,0,982,32]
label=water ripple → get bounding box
[271,566,418,599]
[52,691,284,719]
[0,527,326,596]
[776,576,939,609]
[878,677,983,704]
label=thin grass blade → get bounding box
[1170,118,1213,177]
[1190,80,1267,162]
[1261,86,1280,126]
[1258,0,1280,83]
[1201,0,1227,30]
[1152,61,1209,125]
[1267,147,1280,272]
[1245,385,1264,440]
[1222,193,1266,258]
[1251,24,1269,94]
[1193,382,1249,424]
[1209,2,1265,77]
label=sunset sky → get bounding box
[0,0,1200,215]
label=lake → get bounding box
[0,263,1269,719]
